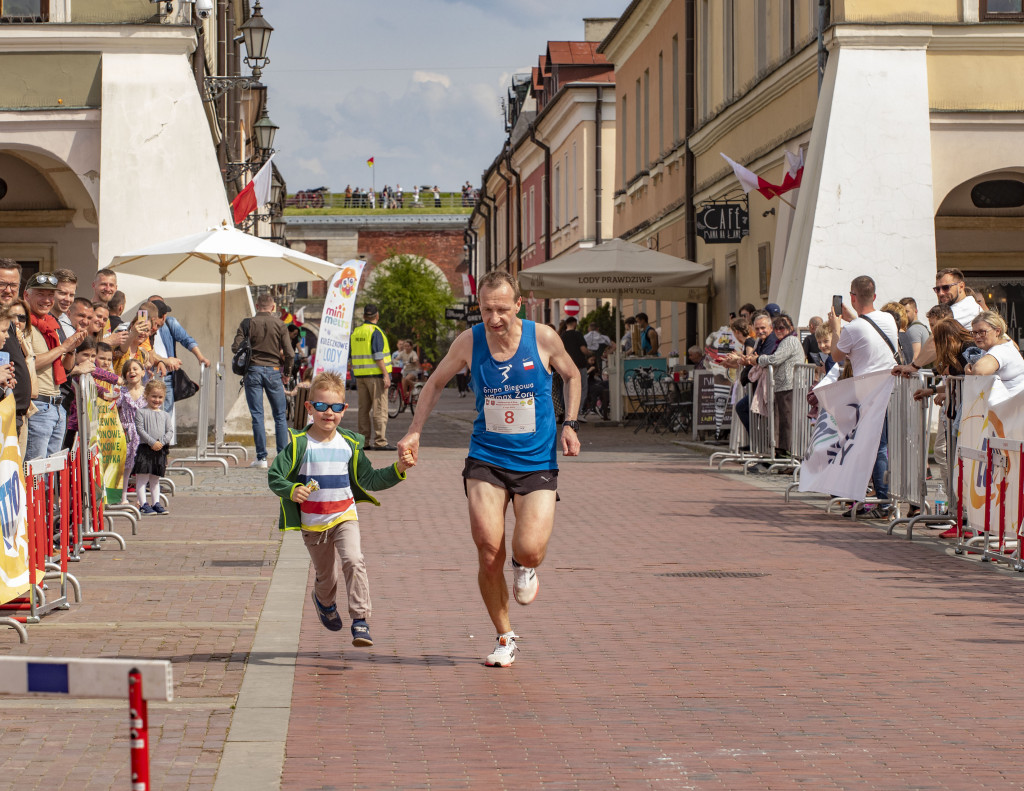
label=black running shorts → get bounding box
[462,457,558,498]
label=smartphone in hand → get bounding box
[138,309,148,322]
[832,295,843,317]
[0,351,9,367]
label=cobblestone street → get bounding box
[3,389,1024,790]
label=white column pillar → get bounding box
[775,28,939,325]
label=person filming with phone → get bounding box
[828,276,900,518]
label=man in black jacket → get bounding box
[734,311,778,434]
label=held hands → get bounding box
[64,330,87,352]
[151,441,164,451]
[397,433,419,469]
[72,360,96,376]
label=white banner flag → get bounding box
[958,375,1024,539]
[313,259,366,378]
[799,370,895,500]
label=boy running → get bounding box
[269,371,410,647]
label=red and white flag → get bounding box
[231,155,275,224]
[721,150,804,200]
[777,148,804,195]
[293,306,305,326]
[720,153,778,199]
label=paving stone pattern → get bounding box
[4,389,1024,789]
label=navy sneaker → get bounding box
[310,591,343,631]
[351,619,373,646]
[139,504,156,515]
[152,504,168,515]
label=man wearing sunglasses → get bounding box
[893,267,981,376]
[23,271,87,460]
[0,259,31,448]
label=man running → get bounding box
[397,270,581,668]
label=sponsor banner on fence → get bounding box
[97,397,127,504]
[959,375,1024,538]
[0,394,29,605]
[799,370,895,501]
[314,259,366,378]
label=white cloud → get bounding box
[266,0,627,191]
[413,71,452,89]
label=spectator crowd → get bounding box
[0,258,209,516]
[694,268,1023,521]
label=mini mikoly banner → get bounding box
[313,259,366,378]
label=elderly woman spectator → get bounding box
[756,313,803,457]
[966,310,1024,396]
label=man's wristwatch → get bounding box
[563,420,580,432]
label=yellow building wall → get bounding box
[70,0,154,23]
[928,52,1024,110]
[833,0,960,23]
[0,53,102,110]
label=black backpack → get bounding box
[232,318,252,376]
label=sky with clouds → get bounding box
[265,0,627,193]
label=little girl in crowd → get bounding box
[116,359,147,486]
[133,379,173,515]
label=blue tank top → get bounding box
[468,320,557,471]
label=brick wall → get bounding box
[303,240,329,297]
[359,229,465,294]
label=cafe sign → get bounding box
[696,201,749,244]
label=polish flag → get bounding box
[777,148,804,195]
[462,273,476,297]
[294,306,305,326]
[720,153,781,199]
[231,155,275,225]
[523,360,534,370]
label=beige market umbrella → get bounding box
[108,223,340,356]
[108,223,341,448]
[518,239,711,422]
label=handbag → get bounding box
[171,368,199,401]
[231,318,252,376]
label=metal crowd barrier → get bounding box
[170,364,227,476]
[709,394,749,469]
[783,364,821,500]
[887,372,956,538]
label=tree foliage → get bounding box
[579,302,621,342]
[360,253,455,363]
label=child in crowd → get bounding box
[134,379,173,516]
[63,337,119,449]
[117,359,147,489]
[268,371,411,647]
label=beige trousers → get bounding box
[301,520,370,620]
[356,376,389,447]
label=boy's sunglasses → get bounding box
[311,401,347,413]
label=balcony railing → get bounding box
[285,189,477,214]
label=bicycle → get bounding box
[387,372,423,418]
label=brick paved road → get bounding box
[4,389,1024,789]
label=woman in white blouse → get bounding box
[966,310,1024,396]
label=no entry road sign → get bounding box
[563,299,580,317]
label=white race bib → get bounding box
[484,397,536,434]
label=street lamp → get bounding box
[203,1,274,102]
[270,171,285,208]
[239,0,273,81]
[253,106,279,155]
[270,217,286,242]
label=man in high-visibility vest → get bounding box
[350,304,394,450]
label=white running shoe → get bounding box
[485,633,519,667]
[512,563,539,605]
[250,459,268,469]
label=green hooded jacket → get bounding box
[267,426,406,530]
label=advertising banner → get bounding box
[314,259,366,377]
[959,376,1024,539]
[0,394,29,605]
[97,397,127,504]
[799,370,895,500]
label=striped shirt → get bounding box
[298,432,357,531]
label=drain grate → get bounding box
[656,571,768,578]
[203,560,274,567]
